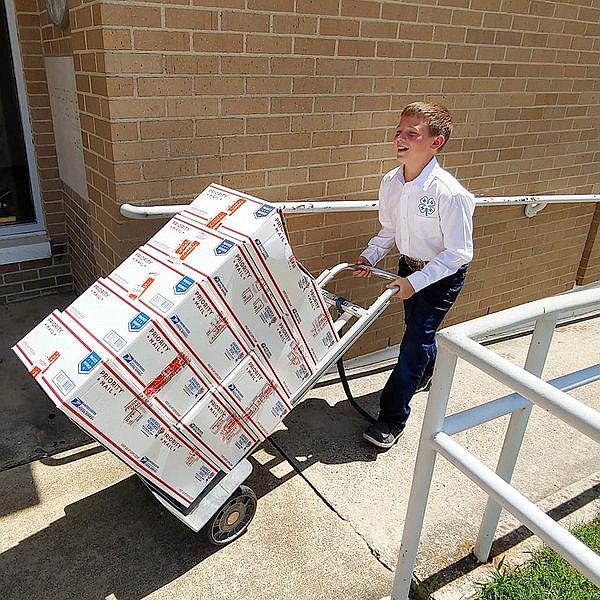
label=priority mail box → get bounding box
[147,355,211,422]
[12,310,219,507]
[104,247,248,384]
[144,218,315,396]
[183,183,339,365]
[218,352,291,439]
[176,390,259,471]
[63,279,184,390]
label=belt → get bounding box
[401,255,428,270]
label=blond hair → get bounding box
[401,102,453,149]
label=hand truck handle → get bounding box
[316,262,399,288]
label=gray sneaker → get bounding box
[363,421,404,449]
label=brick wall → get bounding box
[6,1,600,358]
[578,203,600,286]
[0,0,75,304]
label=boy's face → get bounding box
[393,115,445,167]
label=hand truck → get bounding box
[140,263,399,545]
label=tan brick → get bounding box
[103,52,163,74]
[166,97,218,117]
[313,130,351,147]
[195,76,244,95]
[249,0,295,10]
[164,8,216,29]
[271,97,313,114]
[196,118,244,135]
[138,76,193,96]
[193,32,243,53]
[111,141,168,161]
[221,97,269,115]
[169,137,221,157]
[134,30,190,52]
[108,98,165,119]
[221,171,266,189]
[246,77,292,94]
[167,55,219,74]
[335,77,373,93]
[292,76,335,94]
[140,119,194,140]
[267,167,309,186]
[192,0,245,7]
[116,180,170,202]
[99,3,161,27]
[270,132,311,150]
[246,152,290,170]
[197,155,245,174]
[338,39,376,57]
[222,56,269,73]
[222,135,268,153]
[314,95,354,112]
[143,159,195,179]
[247,34,293,54]
[290,148,331,166]
[273,15,318,34]
[376,40,412,58]
[360,21,397,38]
[296,0,340,15]
[171,176,217,197]
[246,116,291,134]
[222,11,270,31]
[320,18,359,37]
[294,37,336,56]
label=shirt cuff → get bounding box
[406,271,428,293]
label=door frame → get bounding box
[1,0,48,242]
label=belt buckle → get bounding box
[404,255,425,270]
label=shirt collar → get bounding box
[396,156,439,189]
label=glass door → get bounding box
[1,0,42,232]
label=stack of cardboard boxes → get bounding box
[13,184,339,509]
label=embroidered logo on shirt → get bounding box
[418,196,437,217]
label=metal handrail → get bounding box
[384,287,600,600]
[120,194,600,220]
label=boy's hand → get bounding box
[352,256,373,278]
[386,277,415,299]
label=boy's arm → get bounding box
[358,226,396,267]
[406,191,475,293]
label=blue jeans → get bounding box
[378,257,468,427]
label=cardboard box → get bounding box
[183,183,339,364]
[12,311,219,507]
[176,390,259,471]
[217,352,292,438]
[104,248,249,384]
[144,217,315,397]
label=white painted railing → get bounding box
[120,193,600,220]
[383,287,600,600]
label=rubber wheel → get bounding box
[204,485,257,545]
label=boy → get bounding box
[354,101,475,449]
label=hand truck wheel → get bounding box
[204,484,257,545]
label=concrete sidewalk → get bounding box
[1,293,599,599]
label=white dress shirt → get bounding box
[361,157,475,293]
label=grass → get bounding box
[474,512,600,600]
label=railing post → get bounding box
[382,346,457,600]
[473,313,559,562]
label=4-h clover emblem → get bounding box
[418,196,436,217]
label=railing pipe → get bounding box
[473,313,557,562]
[439,332,600,443]
[432,431,600,587]
[119,193,600,220]
[384,348,458,600]
[443,363,600,436]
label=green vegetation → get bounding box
[475,513,600,600]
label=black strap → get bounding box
[334,296,376,424]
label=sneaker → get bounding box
[363,421,404,449]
